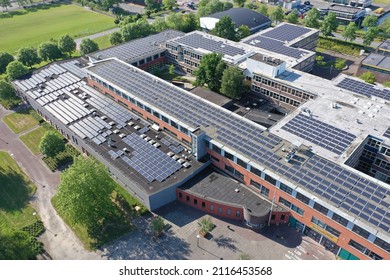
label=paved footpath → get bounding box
[0,105,102,260]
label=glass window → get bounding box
[349,239,366,253]
[236,158,247,169]
[352,225,370,239]
[236,210,240,217]
[374,238,390,252]
[291,204,304,215]
[260,186,269,197]
[212,145,221,154]
[279,197,291,208]
[332,213,349,227]
[296,192,310,205]
[264,174,276,185]
[224,151,234,161]
[171,120,178,129]
[280,183,293,195]
[311,217,326,229]
[225,165,234,174]
[218,207,222,213]
[210,204,214,211]
[313,202,329,215]
[161,115,169,123]
[227,209,232,215]
[325,225,340,238]
[250,166,262,177]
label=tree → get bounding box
[287,9,299,24]
[334,58,346,70]
[182,12,198,33]
[233,0,245,7]
[121,19,154,41]
[198,217,214,236]
[211,16,237,41]
[237,25,251,41]
[0,229,40,260]
[304,8,320,29]
[38,42,62,61]
[109,31,123,46]
[320,12,339,37]
[6,61,29,81]
[0,80,15,99]
[220,66,244,99]
[79,38,99,56]
[342,22,358,42]
[362,15,378,28]
[257,4,268,17]
[145,0,159,10]
[197,0,229,17]
[16,0,25,7]
[17,47,40,68]
[0,0,11,11]
[162,0,175,10]
[194,53,227,92]
[359,72,376,84]
[0,52,14,74]
[39,131,65,157]
[168,64,175,75]
[269,5,284,24]
[363,27,379,47]
[150,216,165,237]
[55,157,122,239]
[58,35,76,57]
[152,17,170,32]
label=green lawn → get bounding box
[2,109,41,134]
[94,34,112,50]
[0,4,116,55]
[0,151,37,233]
[20,126,47,155]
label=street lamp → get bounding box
[196,234,200,248]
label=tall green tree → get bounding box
[287,9,299,24]
[359,72,376,84]
[233,0,245,7]
[58,35,76,57]
[194,52,227,92]
[220,66,244,99]
[109,31,123,46]
[0,230,40,260]
[0,80,15,100]
[0,0,11,11]
[152,17,170,32]
[320,12,339,37]
[197,0,230,17]
[17,47,40,68]
[363,27,379,47]
[55,157,120,236]
[79,38,99,56]
[0,52,14,74]
[270,5,284,24]
[121,19,154,41]
[145,0,159,10]
[38,42,62,61]
[182,12,198,33]
[342,22,358,42]
[237,25,251,41]
[162,0,175,10]
[6,61,29,81]
[304,8,320,29]
[39,131,65,157]
[257,4,268,17]
[211,16,237,41]
[362,15,378,28]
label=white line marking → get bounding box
[317,250,324,255]
[313,255,319,260]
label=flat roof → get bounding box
[362,53,390,70]
[205,8,271,29]
[328,4,364,13]
[250,53,284,66]
[89,30,184,63]
[378,39,390,51]
[189,86,232,108]
[85,58,390,236]
[260,23,314,44]
[180,168,277,216]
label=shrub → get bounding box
[318,37,362,56]
[42,144,80,171]
[334,58,346,70]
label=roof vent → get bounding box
[235,188,240,193]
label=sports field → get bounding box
[0,4,115,54]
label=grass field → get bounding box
[0,4,115,54]
[20,126,47,155]
[0,152,37,233]
[94,34,112,50]
[2,109,41,134]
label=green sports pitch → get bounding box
[0,4,116,54]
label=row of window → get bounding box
[311,217,340,238]
[374,157,390,171]
[361,149,377,162]
[184,59,199,68]
[179,193,241,217]
[251,85,301,107]
[279,197,304,215]
[348,239,383,260]
[379,146,390,157]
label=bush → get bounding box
[42,144,80,171]
[318,37,362,56]
[198,217,215,235]
[22,221,45,237]
[334,58,346,70]
[359,72,376,84]
[383,81,390,88]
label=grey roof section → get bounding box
[261,24,312,43]
[362,53,390,70]
[180,168,274,216]
[378,39,390,51]
[189,86,232,108]
[242,35,309,59]
[89,30,184,62]
[171,32,247,57]
[86,58,390,235]
[207,8,271,29]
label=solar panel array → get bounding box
[261,24,312,43]
[281,114,356,155]
[90,30,184,62]
[243,36,309,59]
[122,133,182,182]
[384,127,390,139]
[336,77,390,101]
[61,61,86,78]
[172,33,247,57]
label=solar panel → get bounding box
[336,77,390,101]
[383,127,390,139]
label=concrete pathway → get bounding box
[75,27,120,50]
[0,104,102,260]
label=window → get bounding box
[325,225,340,238]
[194,199,197,205]
[264,174,276,185]
[136,101,144,109]
[250,166,262,177]
[311,217,326,229]
[291,204,304,215]
[352,225,370,239]
[186,196,190,202]
[332,213,349,227]
[153,111,160,118]
[279,197,291,208]
[212,145,221,154]
[236,158,247,169]
[153,54,159,60]
[180,126,188,135]
[260,186,269,197]
[227,209,232,215]
[179,192,182,198]
[225,151,234,161]
[374,237,390,252]
[204,139,210,149]
[365,250,383,260]
[210,155,219,162]
[144,106,152,113]
[236,210,240,217]
[296,192,310,205]
[280,183,293,195]
[349,239,366,253]
[210,204,214,211]
[201,202,205,208]
[161,115,169,123]
[271,214,275,220]
[313,202,329,215]
[171,121,178,129]
[225,165,234,174]
[218,207,222,213]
